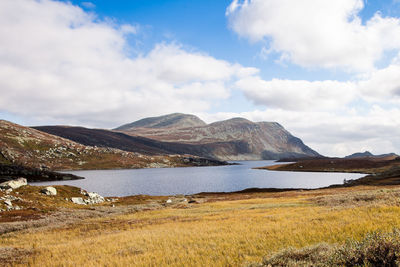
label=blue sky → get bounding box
[1,0,400,156]
[78,0,350,80]
[75,0,399,78]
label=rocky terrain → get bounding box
[0,120,228,173]
[115,114,320,160]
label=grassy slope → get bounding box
[2,185,400,266]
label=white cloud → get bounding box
[227,0,400,72]
[120,24,139,35]
[359,61,400,101]
[81,2,95,9]
[234,50,400,111]
[0,0,254,127]
[235,77,357,111]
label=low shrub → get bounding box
[255,229,400,267]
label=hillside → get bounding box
[0,120,227,172]
[33,126,180,156]
[33,125,250,160]
[115,114,320,160]
[116,113,207,130]
[345,151,399,160]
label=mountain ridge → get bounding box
[115,113,206,130]
[345,151,399,160]
[114,113,320,160]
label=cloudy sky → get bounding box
[1,0,400,157]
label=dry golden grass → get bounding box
[2,186,400,266]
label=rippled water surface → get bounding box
[32,160,364,196]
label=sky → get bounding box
[1,0,400,157]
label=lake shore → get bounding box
[257,157,400,186]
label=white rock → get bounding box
[0,178,27,190]
[4,200,12,207]
[41,186,57,196]
[86,192,105,204]
[166,199,173,204]
[71,197,86,205]
[5,189,12,194]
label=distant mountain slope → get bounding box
[33,126,177,155]
[115,114,320,160]
[0,120,225,171]
[115,113,206,130]
[34,125,251,160]
[345,151,399,160]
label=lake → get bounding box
[32,161,364,196]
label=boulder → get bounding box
[41,186,57,196]
[71,197,86,205]
[71,193,104,205]
[85,192,105,204]
[0,178,27,190]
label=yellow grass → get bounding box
[2,190,400,266]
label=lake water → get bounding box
[31,161,364,196]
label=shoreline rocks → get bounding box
[0,164,84,183]
[0,177,27,190]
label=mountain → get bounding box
[34,125,251,160]
[116,113,206,130]
[345,151,399,160]
[345,151,374,158]
[115,114,320,160]
[0,120,226,171]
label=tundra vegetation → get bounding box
[2,184,400,266]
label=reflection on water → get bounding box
[32,160,364,196]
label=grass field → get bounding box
[2,186,400,266]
